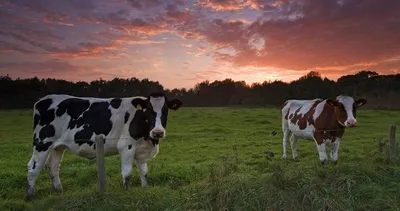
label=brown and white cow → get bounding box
[280,95,367,165]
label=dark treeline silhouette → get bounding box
[1,70,400,110]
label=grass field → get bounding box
[1,108,400,211]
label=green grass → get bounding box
[1,108,400,211]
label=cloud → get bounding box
[195,0,245,11]
[165,4,190,20]
[127,0,163,11]
[227,18,250,23]
[194,0,277,11]
[0,59,96,80]
[186,50,203,57]
[180,44,193,47]
[203,0,400,74]
[44,42,125,59]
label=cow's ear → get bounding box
[167,99,182,110]
[131,98,148,110]
[326,99,340,107]
[355,98,367,107]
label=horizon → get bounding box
[1,0,399,89]
[1,70,394,90]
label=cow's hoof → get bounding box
[25,194,35,202]
[294,157,300,162]
[332,160,338,165]
[123,176,131,190]
[54,187,63,193]
[123,183,129,190]
[320,160,327,166]
[282,156,287,161]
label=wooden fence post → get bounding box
[389,124,397,164]
[95,136,107,193]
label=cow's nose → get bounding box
[346,120,357,127]
[152,130,164,138]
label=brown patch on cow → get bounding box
[290,100,322,130]
[284,109,290,120]
[282,101,290,120]
[134,138,157,163]
[314,102,345,145]
[289,113,293,119]
[281,101,288,110]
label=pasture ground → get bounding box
[1,108,400,211]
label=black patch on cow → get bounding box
[74,102,113,144]
[36,108,55,126]
[39,125,55,141]
[57,98,90,118]
[75,139,94,146]
[128,145,132,150]
[68,117,86,129]
[146,100,169,130]
[129,110,150,139]
[93,139,106,149]
[33,140,53,152]
[32,160,36,169]
[124,112,130,124]
[35,98,53,114]
[110,98,122,109]
[33,114,40,129]
[150,139,159,146]
[35,98,55,126]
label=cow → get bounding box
[25,92,182,201]
[280,95,367,165]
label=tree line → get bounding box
[1,70,400,110]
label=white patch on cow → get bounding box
[137,163,148,187]
[316,142,327,162]
[336,95,357,126]
[284,99,320,140]
[149,96,166,137]
[328,138,341,162]
[313,100,327,121]
[290,134,299,160]
[281,100,318,160]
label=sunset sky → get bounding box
[0,0,399,89]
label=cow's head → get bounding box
[326,95,367,127]
[131,92,182,139]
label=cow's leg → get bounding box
[282,120,291,160]
[45,146,65,193]
[315,139,328,166]
[119,144,135,190]
[290,134,299,162]
[137,162,148,187]
[330,138,341,164]
[26,147,51,201]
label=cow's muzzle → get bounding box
[151,130,164,138]
[345,119,357,127]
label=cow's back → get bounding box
[282,99,324,139]
[32,94,135,157]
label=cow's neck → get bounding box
[316,103,345,132]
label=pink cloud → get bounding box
[180,43,193,47]
[196,0,400,75]
[195,0,245,11]
[0,59,121,81]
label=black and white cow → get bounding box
[26,92,182,201]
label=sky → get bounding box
[0,0,399,89]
